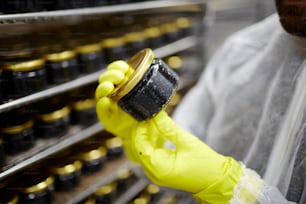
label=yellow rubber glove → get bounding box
[96,60,165,161]
[131,111,244,204]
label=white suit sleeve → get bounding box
[230,165,296,204]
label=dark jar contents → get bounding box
[2,58,47,100]
[16,173,54,204]
[105,137,123,159]
[101,37,128,63]
[0,138,5,168]
[35,106,71,138]
[78,146,106,174]
[1,119,35,155]
[44,50,79,85]
[70,98,97,127]
[75,43,105,74]
[94,182,117,204]
[50,160,83,191]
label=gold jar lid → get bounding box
[7,195,18,204]
[23,176,54,194]
[106,137,122,149]
[1,120,34,134]
[160,22,179,34]
[117,168,133,180]
[52,160,83,175]
[2,59,45,72]
[81,147,106,161]
[132,197,150,204]
[110,48,154,101]
[165,56,183,70]
[45,50,76,62]
[145,184,160,195]
[175,17,192,29]
[95,182,116,196]
[144,27,161,38]
[38,106,70,122]
[101,37,125,48]
[124,32,147,43]
[75,43,102,54]
[71,99,96,111]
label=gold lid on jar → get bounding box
[132,197,150,204]
[110,48,154,101]
[52,160,83,175]
[175,17,192,29]
[106,137,122,149]
[101,37,125,48]
[95,182,116,196]
[2,59,45,72]
[23,176,54,194]
[38,106,70,122]
[145,184,160,194]
[81,147,106,161]
[1,120,34,134]
[165,56,183,70]
[144,27,161,38]
[71,99,96,111]
[75,43,101,54]
[124,32,147,43]
[160,22,179,34]
[117,168,133,180]
[45,50,76,62]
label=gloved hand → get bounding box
[131,111,244,204]
[96,60,165,161]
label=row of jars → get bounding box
[0,86,100,167]
[0,0,156,14]
[0,16,192,104]
[0,132,125,204]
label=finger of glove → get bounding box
[153,111,201,150]
[98,70,125,85]
[107,60,130,72]
[95,81,115,100]
[96,97,117,119]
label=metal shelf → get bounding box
[0,36,198,114]
[0,0,205,24]
[0,123,104,180]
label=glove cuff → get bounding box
[193,157,243,204]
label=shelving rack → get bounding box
[0,1,207,203]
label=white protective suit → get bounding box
[173,14,306,203]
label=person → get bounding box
[95,0,306,203]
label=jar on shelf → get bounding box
[175,17,193,38]
[16,172,54,204]
[0,118,35,155]
[35,106,71,138]
[44,50,79,85]
[124,31,148,56]
[94,182,117,204]
[160,22,180,43]
[75,43,105,74]
[116,168,136,193]
[50,159,83,191]
[101,37,128,63]
[144,26,164,49]
[78,146,107,174]
[1,58,47,100]
[142,184,161,202]
[105,137,123,159]
[70,98,97,127]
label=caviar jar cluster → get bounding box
[0,130,125,204]
[0,15,193,104]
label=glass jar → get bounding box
[105,137,123,159]
[160,22,180,43]
[124,32,148,56]
[144,26,164,49]
[51,159,83,191]
[44,50,79,85]
[75,43,104,74]
[17,173,54,204]
[175,17,193,38]
[1,119,35,155]
[2,58,47,99]
[78,146,106,174]
[70,98,97,127]
[35,106,71,138]
[101,37,128,63]
[116,168,136,193]
[94,182,117,204]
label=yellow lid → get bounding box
[124,32,147,43]
[38,106,70,122]
[110,48,154,101]
[45,50,76,62]
[176,17,192,29]
[81,147,106,161]
[160,22,179,34]
[71,99,96,111]
[7,195,18,204]
[75,43,101,54]
[101,37,125,48]
[52,160,83,175]
[2,59,45,72]
[117,168,133,180]
[23,176,54,194]
[95,183,116,196]
[106,137,122,149]
[146,184,160,194]
[165,56,183,69]
[1,120,34,134]
[144,27,161,38]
